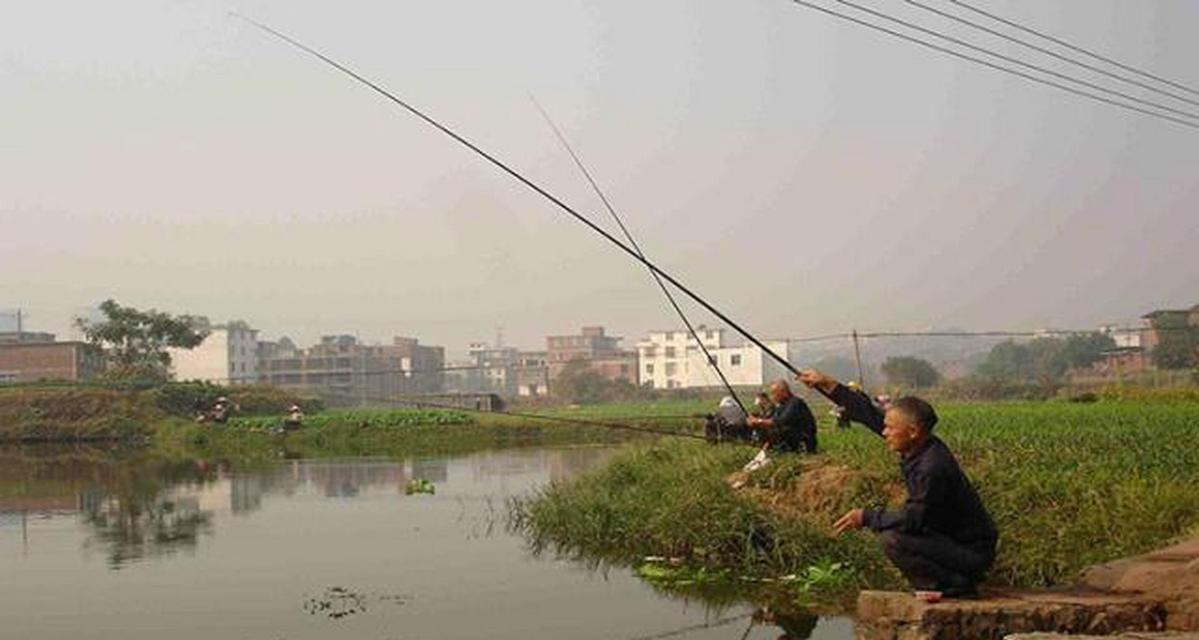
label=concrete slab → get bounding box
[1006,633,1199,640]
[1081,538,1199,632]
[856,589,1166,640]
[856,537,1199,638]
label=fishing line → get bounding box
[296,390,718,442]
[528,95,749,415]
[229,14,826,398]
[622,612,754,640]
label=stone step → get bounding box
[856,589,1166,640]
[1007,634,1199,640]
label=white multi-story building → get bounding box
[1099,324,1143,349]
[686,340,795,388]
[169,321,259,385]
[637,327,795,390]
[637,327,724,389]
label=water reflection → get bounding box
[80,489,213,568]
[0,445,606,570]
[622,608,824,640]
[755,608,820,640]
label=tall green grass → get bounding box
[512,401,1199,589]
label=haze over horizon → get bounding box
[3,0,1196,357]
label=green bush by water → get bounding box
[227,408,475,431]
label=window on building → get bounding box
[665,363,677,376]
[706,331,715,339]
[731,354,742,366]
[665,346,676,358]
[646,363,654,374]
[708,355,718,366]
[665,332,674,341]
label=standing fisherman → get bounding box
[798,369,997,600]
[746,380,817,453]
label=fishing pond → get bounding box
[0,444,852,639]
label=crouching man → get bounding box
[798,369,998,600]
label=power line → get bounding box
[5,327,1181,383]
[947,0,1199,97]
[820,0,1199,124]
[785,0,1199,131]
[903,0,1199,109]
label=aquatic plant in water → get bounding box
[406,478,436,495]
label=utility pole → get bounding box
[852,329,866,388]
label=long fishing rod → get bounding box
[528,95,749,415]
[231,15,834,403]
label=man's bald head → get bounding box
[769,379,793,404]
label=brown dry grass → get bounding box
[735,459,904,522]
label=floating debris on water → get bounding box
[302,587,412,619]
[406,478,436,495]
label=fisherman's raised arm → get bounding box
[797,369,884,436]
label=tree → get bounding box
[1149,312,1199,370]
[1060,332,1117,370]
[881,356,942,388]
[75,299,209,381]
[976,332,1115,384]
[552,358,638,404]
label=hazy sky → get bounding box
[2,0,1196,357]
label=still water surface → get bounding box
[1,446,852,640]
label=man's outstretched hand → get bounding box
[797,368,838,393]
[833,508,865,535]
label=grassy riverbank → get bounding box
[0,385,675,459]
[155,407,657,463]
[512,400,1199,592]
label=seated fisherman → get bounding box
[752,392,775,418]
[283,404,305,431]
[704,396,755,443]
[746,380,817,453]
[798,369,997,599]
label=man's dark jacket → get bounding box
[830,385,997,550]
[771,395,818,453]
